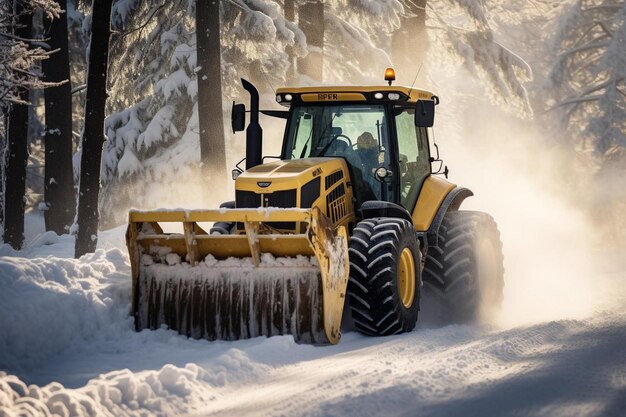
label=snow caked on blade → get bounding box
[136,258,326,344]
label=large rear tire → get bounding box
[422,210,504,324]
[347,218,421,336]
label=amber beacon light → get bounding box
[384,68,396,85]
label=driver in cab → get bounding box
[357,131,380,172]
[356,132,383,198]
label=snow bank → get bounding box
[0,224,126,259]
[0,348,270,417]
[0,249,133,373]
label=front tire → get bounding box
[347,218,421,336]
[209,201,236,235]
[422,211,504,324]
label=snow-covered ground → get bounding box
[1,212,625,417]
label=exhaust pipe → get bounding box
[242,78,263,170]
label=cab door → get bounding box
[394,108,431,212]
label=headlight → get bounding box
[388,93,400,100]
[374,92,384,99]
[375,167,389,179]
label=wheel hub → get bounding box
[398,247,415,308]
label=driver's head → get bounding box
[357,132,377,151]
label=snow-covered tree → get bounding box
[95,0,537,228]
[1,0,61,249]
[99,0,308,227]
[426,0,534,115]
[323,0,402,83]
[546,0,626,157]
[0,0,61,107]
[221,0,306,92]
[540,0,626,246]
[99,0,202,227]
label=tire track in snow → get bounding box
[190,312,626,417]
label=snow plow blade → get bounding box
[126,207,349,345]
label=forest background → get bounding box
[0,0,624,256]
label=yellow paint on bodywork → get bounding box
[236,158,355,230]
[412,176,456,231]
[276,85,436,105]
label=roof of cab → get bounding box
[275,85,436,105]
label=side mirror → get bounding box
[414,100,435,127]
[231,102,246,133]
[232,168,243,180]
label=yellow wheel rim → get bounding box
[398,248,415,308]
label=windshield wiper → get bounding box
[299,129,314,159]
[312,113,339,157]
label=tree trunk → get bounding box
[284,0,296,83]
[43,0,75,235]
[392,0,428,84]
[298,0,324,82]
[3,6,32,249]
[74,0,113,258]
[196,0,226,185]
[0,112,5,231]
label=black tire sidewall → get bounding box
[422,210,504,324]
[348,218,421,335]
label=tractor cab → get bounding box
[232,70,439,215]
[276,81,438,212]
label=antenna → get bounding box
[408,63,423,97]
[262,71,277,95]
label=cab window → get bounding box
[395,108,431,210]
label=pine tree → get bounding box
[1,0,62,246]
[546,0,626,156]
[426,0,533,115]
[3,2,33,249]
[98,0,307,227]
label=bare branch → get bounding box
[71,84,86,95]
[115,4,165,38]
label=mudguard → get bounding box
[360,201,413,224]
[426,186,474,247]
[411,176,473,246]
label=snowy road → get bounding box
[1,225,625,417]
[187,314,626,417]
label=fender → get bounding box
[360,200,413,224]
[426,186,473,247]
[411,176,473,248]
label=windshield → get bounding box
[283,104,391,204]
[284,105,389,160]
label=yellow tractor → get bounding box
[126,70,504,345]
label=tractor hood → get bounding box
[235,158,345,195]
